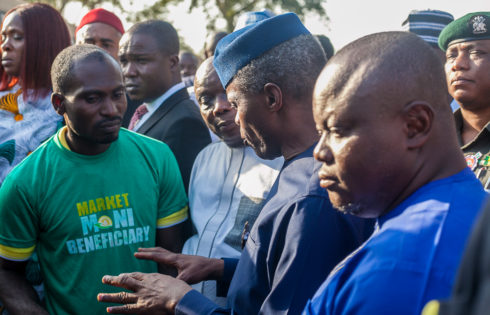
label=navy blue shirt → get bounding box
[176,144,372,314]
[303,168,487,315]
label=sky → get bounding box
[63,0,490,54]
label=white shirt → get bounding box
[182,142,283,305]
[132,82,186,132]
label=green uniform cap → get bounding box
[438,12,490,51]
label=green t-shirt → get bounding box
[0,128,188,314]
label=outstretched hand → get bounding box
[135,247,224,284]
[98,272,191,314]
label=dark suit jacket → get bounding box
[137,87,211,192]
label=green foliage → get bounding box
[188,0,328,32]
[28,0,327,38]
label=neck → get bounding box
[460,106,490,145]
[281,108,319,160]
[380,137,467,218]
[65,129,111,155]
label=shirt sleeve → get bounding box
[259,196,365,315]
[0,175,38,261]
[328,268,428,315]
[216,258,239,297]
[176,290,229,315]
[156,144,189,229]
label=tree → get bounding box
[27,0,125,16]
[29,0,327,33]
[188,0,327,32]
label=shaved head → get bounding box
[316,32,450,117]
[194,57,215,86]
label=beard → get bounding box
[335,202,363,216]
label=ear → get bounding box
[263,83,283,113]
[169,54,180,71]
[401,101,434,149]
[51,93,66,116]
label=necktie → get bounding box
[128,104,148,131]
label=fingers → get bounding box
[97,291,138,305]
[135,248,177,266]
[137,247,172,253]
[105,304,144,314]
[102,274,141,291]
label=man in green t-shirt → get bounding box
[0,45,189,314]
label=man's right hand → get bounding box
[135,247,224,284]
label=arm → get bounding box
[0,257,47,314]
[156,224,186,275]
[156,223,186,254]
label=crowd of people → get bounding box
[0,3,489,315]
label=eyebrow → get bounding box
[78,85,125,95]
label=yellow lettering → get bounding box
[77,202,89,216]
[105,196,116,210]
[89,200,97,214]
[115,194,123,208]
[122,193,129,207]
[96,198,106,211]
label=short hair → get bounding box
[0,3,70,100]
[204,31,228,57]
[232,34,327,100]
[315,34,335,59]
[126,20,179,55]
[51,44,115,95]
[180,51,199,63]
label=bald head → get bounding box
[195,57,215,86]
[315,32,449,117]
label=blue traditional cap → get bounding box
[213,12,310,88]
[439,12,490,51]
[402,9,454,47]
[234,10,275,31]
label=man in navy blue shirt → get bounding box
[303,31,487,315]
[97,13,372,315]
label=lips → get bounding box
[451,76,473,86]
[124,83,139,92]
[318,169,338,189]
[1,58,13,67]
[98,118,122,132]
[216,120,238,132]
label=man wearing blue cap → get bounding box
[439,12,490,189]
[97,13,371,314]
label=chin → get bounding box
[97,133,119,144]
[334,203,364,216]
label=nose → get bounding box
[122,61,137,78]
[100,97,120,117]
[314,133,334,164]
[213,93,230,116]
[234,110,240,126]
[451,52,469,71]
[1,36,11,52]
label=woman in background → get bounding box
[0,3,70,185]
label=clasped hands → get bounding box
[97,247,224,314]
